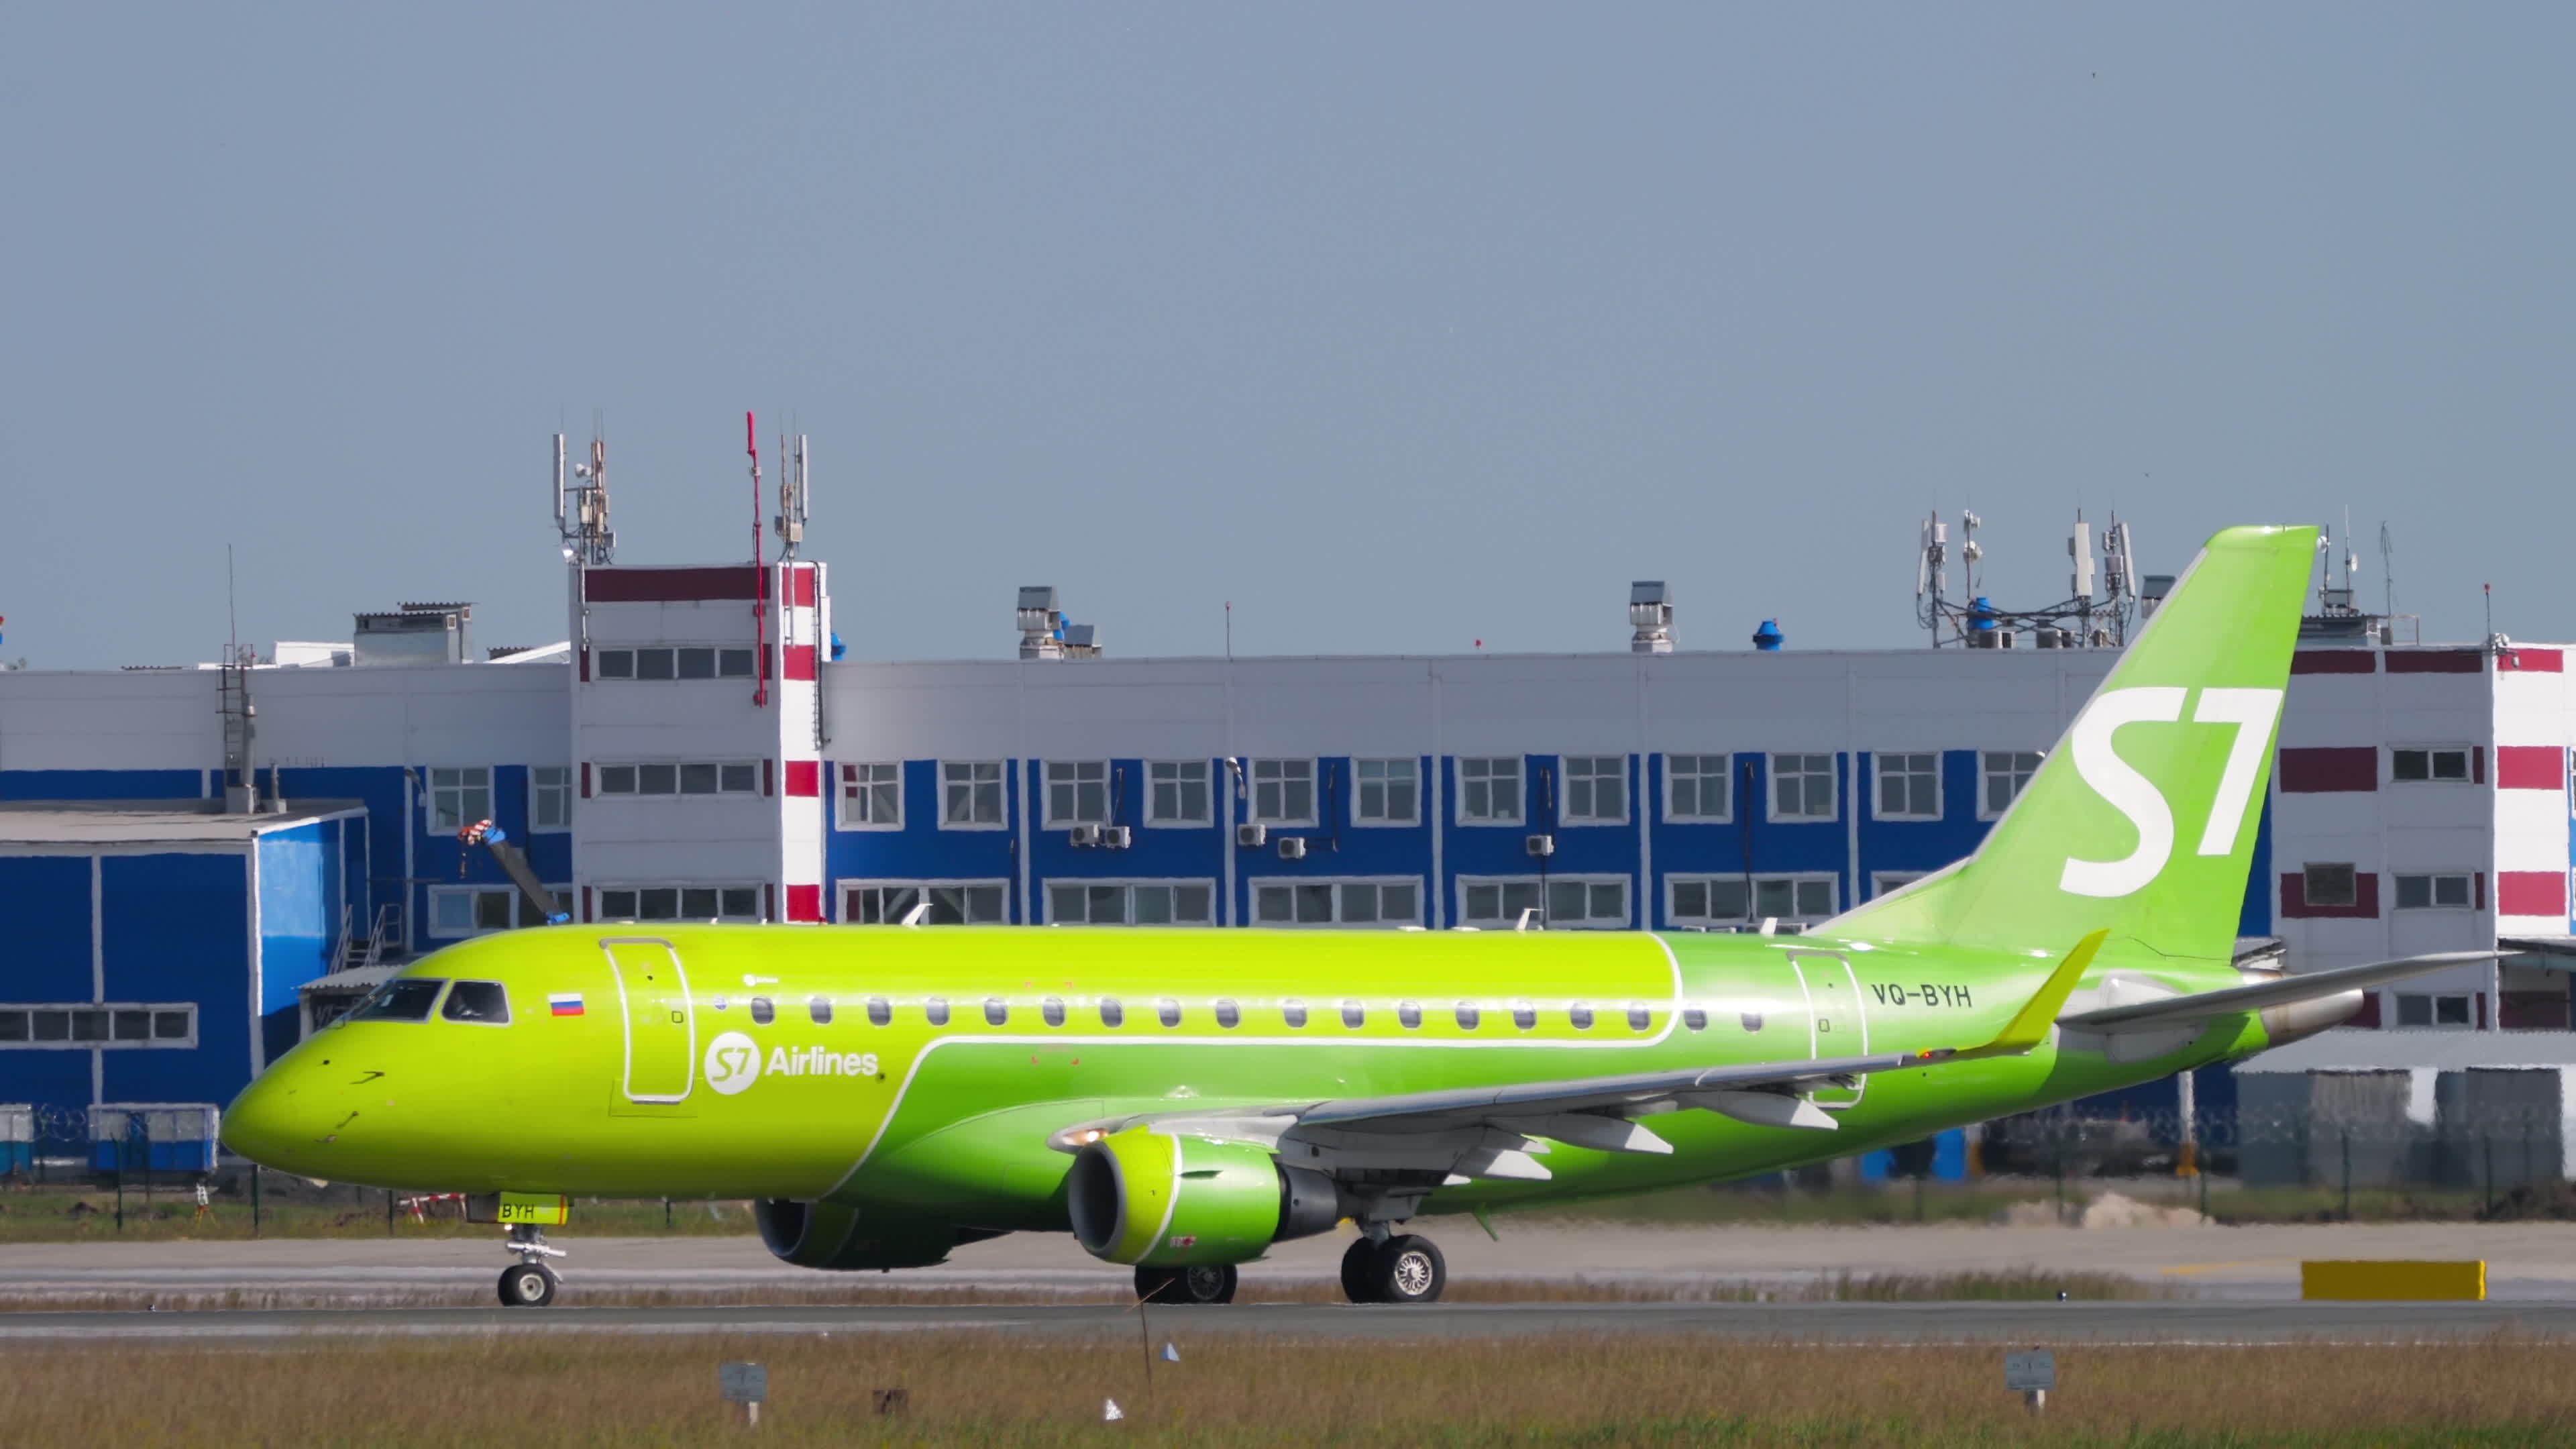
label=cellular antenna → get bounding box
[774,426,808,560]
[553,421,614,567]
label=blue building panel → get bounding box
[100,851,254,1107]
[0,769,205,801]
[257,822,341,1065]
[824,758,1026,920]
[0,856,95,1000]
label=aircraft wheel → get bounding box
[1136,1263,1239,1305]
[1339,1237,1385,1304]
[498,1262,559,1308]
[1372,1235,1445,1305]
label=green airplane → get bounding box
[224,524,2492,1309]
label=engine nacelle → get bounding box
[756,1197,987,1271]
[1067,1127,1341,1267]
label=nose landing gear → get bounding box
[497,1223,566,1307]
[1340,1232,1445,1304]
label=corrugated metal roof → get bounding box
[0,799,365,843]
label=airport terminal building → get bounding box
[4,496,2573,1171]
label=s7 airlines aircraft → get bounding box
[225,525,2493,1308]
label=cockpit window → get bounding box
[441,981,511,1024]
[349,978,446,1023]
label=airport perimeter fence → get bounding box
[1972,1099,2576,1220]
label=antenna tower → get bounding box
[553,420,614,567]
[1916,508,2137,650]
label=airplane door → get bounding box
[1788,950,1870,1108]
[604,938,695,1108]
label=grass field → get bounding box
[9,1333,2571,1445]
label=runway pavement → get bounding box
[7,1218,2576,1301]
[2,1298,2572,1344]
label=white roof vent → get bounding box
[1629,581,1674,655]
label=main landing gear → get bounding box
[498,1223,566,1307]
[1134,1263,1238,1305]
[1340,1232,1446,1304]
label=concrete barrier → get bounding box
[2300,1260,2485,1301]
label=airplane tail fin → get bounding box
[1825,524,2319,963]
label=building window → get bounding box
[1044,761,1111,827]
[841,881,1009,925]
[941,761,1006,828]
[1458,757,1523,824]
[1561,755,1627,824]
[529,767,572,830]
[0,1003,195,1049]
[2393,993,2473,1029]
[1668,873,1836,927]
[2392,873,2474,910]
[1871,871,1927,900]
[1249,759,1316,826]
[428,767,492,830]
[594,885,763,922]
[1874,753,1939,820]
[1664,754,1731,822]
[594,761,758,796]
[1981,751,2043,819]
[838,763,902,830]
[428,885,570,938]
[2301,863,2359,909]
[1354,759,1419,825]
[1047,880,1216,926]
[594,646,757,681]
[1147,761,1211,825]
[1252,878,1421,928]
[2392,746,2472,784]
[1769,754,1835,821]
[1460,876,1628,929]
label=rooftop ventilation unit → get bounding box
[1629,581,1674,654]
[352,602,472,667]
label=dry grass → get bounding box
[8,1333,2576,1445]
[0,1268,2175,1314]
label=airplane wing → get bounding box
[2055,949,2502,1031]
[1049,930,2104,1185]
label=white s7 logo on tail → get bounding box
[2058,686,2283,899]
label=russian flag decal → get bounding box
[549,992,585,1017]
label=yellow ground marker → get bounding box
[2300,1260,2485,1301]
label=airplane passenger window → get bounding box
[749,997,775,1026]
[984,998,1008,1026]
[808,996,834,1026]
[1281,999,1309,1028]
[1627,1003,1651,1032]
[867,997,891,1026]
[1043,997,1067,1028]
[1511,1000,1536,1031]
[1100,998,1125,1028]
[925,997,951,1026]
[350,979,446,1023]
[440,981,510,1024]
[1214,999,1240,1029]
[1397,1001,1422,1030]
[1157,999,1181,1028]
[1454,1002,1481,1030]
[1568,1002,1595,1030]
[1340,1000,1365,1029]
[1682,1007,1708,1032]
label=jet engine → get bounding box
[755,1197,991,1271]
[1066,1126,1341,1267]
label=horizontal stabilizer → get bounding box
[2057,950,2503,1030]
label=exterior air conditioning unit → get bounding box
[1277,836,1307,861]
[1235,823,1268,848]
[1525,834,1554,858]
[1068,824,1102,847]
[1099,825,1132,849]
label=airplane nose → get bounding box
[224,1063,329,1175]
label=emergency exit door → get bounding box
[604,939,695,1105]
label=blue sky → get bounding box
[3,5,2567,665]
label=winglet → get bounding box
[1955,929,2106,1059]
